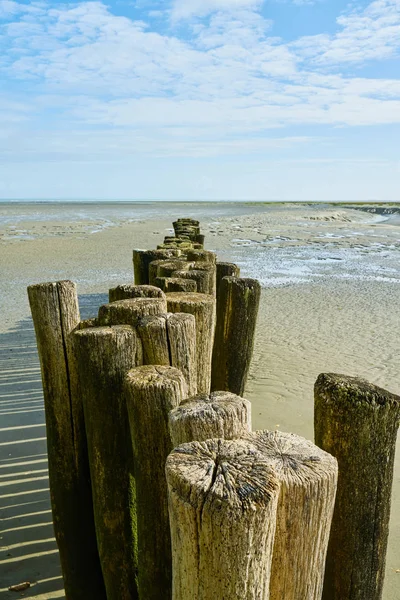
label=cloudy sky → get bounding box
[0,0,399,200]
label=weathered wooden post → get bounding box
[216,261,240,294]
[133,248,180,284]
[73,325,142,600]
[169,391,251,447]
[109,284,164,302]
[154,277,197,293]
[166,438,281,600]
[157,260,191,278]
[28,281,106,600]
[166,292,215,394]
[314,373,400,600]
[124,366,187,600]
[172,269,210,294]
[186,249,216,263]
[137,313,197,396]
[247,430,338,600]
[97,296,167,326]
[211,277,261,395]
[189,261,216,295]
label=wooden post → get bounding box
[124,366,188,600]
[314,373,400,600]
[73,325,142,600]
[109,284,164,302]
[157,260,191,278]
[97,296,167,326]
[166,292,215,394]
[166,313,197,397]
[133,248,180,284]
[166,438,281,600]
[211,277,261,396]
[137,313,197,396]
[196,234,205,246]
[149,260,170,285]
[28,281,106,600]
[169,390,251,447]
[189,262,216,295]
[186,249,216,263]
[154,277,197,293]
[173,269,210,294]
[136,315,170,366]
[216,261,240,293]
[247,430,338,600]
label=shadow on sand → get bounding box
[0,294,108,599]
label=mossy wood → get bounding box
[166,439,281,600]
[73,325,143,600]
[247,430,338,600]
[133,249,180,284]
[169,391,251,447]
[185,249,216,264]
[166,292,215,394]
[154,276,197,293]
[109,284,164,302]
[28,281,106,600]
[97,296,167,327]
[211,276,261,396]
[124,366,187,600]
[149,260,171,285]
[314,373,400,600]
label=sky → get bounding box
[0,0,399,201]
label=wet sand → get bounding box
[0,203,399,598]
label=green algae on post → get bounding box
[314,373,400,600]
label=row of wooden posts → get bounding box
[28,218,399,600]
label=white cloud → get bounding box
[0,0,400,163]
[170,0,263,21]
[294,0,400,64]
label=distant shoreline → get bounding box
[1,199,399,206]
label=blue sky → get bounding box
[0,0,399,201]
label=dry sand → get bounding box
[0,203,399,598]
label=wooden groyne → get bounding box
[27,217,399,600]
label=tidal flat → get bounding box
[0,201,399,598]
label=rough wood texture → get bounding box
[247,430,338,600]
[97,296,167,326]
[169,391,251,447]
[157,260,191,278]
[211,277,261,396]
[173,269,210,294]
[137,315,170,366]
[186,249,216,263]
[73,325,143,600]
[109,284,164,302]
[190,262,216,295]
[314,373,400,600]
[166,292,215,394]
[149,260,170,285]
[166,313,197,397]
[137,313,197,396]
[133,248,180,284]
[154,277,197,293]
[166,438,281,600]
[124,366,187,600]
[28,281,106,600]
[216,262,240,296]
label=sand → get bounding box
[0,202,399,598]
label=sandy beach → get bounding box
[0,201,399,599]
